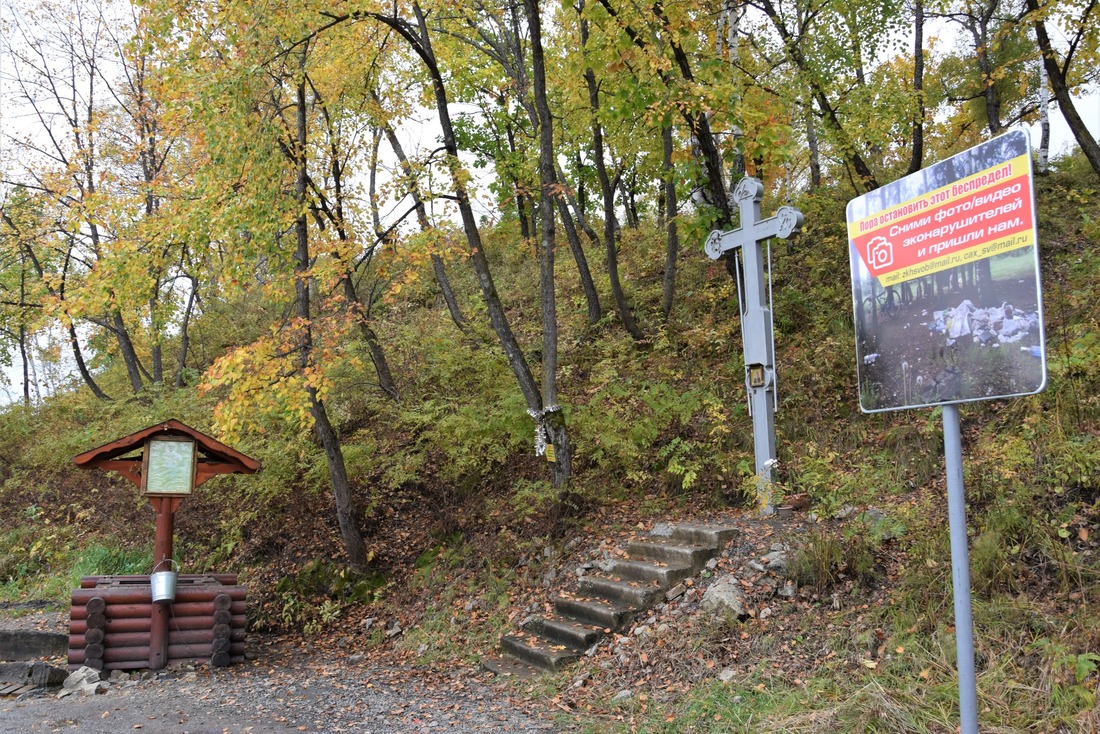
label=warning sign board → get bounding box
[847,131,1046,412]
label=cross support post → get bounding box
[704,177,803,513]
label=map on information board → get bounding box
[847,130,1046,412]
[144,438,196,495]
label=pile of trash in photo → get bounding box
[928,299,1042,356]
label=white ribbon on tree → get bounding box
[527,404,561,456]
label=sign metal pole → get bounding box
[943,403,979,734]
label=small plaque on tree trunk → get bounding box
[544,444,556,463]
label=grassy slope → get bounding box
[1,158,1098,731]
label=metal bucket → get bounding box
[151,560,179,604]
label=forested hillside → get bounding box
[1,0,1098,729]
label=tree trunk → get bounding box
[524,0,572,486]
[150,295,163,384]
[344,277,401,400]
[806,99,822,188]
[581,10,644,341]
[68,322,111,400]
[593,0,733,226]
[18,324,30,407]
[173,276,197,387]
[1038,56,1050,174]
[1027,0,1100,176]
[113,312,146,394]
[556,196,603,325]
[293,68,369,574]
[378,115,468,333]
[371,3,543,415]
[661,122,680,321]
[907,0,926,175]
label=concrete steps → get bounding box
[499,634,579,671]
[552,596,636,630]
[528,616,604,650]
[483,522,738,675]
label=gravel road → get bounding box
[1,609,562,734]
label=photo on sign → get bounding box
[847,130,1046,412]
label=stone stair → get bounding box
[482,523,738,677]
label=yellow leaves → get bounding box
[202,307,359,440]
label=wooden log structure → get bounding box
[80,574,238,588]
[68,575,247,672]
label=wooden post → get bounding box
[149,496,179,670]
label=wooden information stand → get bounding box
[72,420,259,670]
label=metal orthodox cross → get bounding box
[705,177,803,513]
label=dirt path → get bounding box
[1,610,561,734]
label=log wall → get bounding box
[68,575,247,671]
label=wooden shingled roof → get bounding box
[73,419,260,488]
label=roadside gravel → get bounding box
[2,609,562,734]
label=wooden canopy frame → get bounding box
[73,420,259,670]
[73,419,260,488]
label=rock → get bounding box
[348,653,366,664]
[759,606,773,620]
[632,625,649,637]
[417,644,429,655]
[0,631,68,661]
[543,546,555,558]
[762,550,788,571]
[651,523,674,537]
[835,505,857,519]
[701,576,748,621]
[385,621,402,638]
[705,558,719,570]
[778,581,797,598]
[610,689,633,704]
[108,670,131,683]
[59,666,107,697]
[0,662,67,688]
[575,567,587,577]
[863,508,887,523]
[665,583,686,601]
[361,617,375,631]
[748,561,766,572]
[718,668,736,683]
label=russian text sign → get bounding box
[847,130,1046,412]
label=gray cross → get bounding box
[705,177,803,513]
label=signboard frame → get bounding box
[141,436,197,497]
[847,130,1046,413]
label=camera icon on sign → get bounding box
[867,236,894,270]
